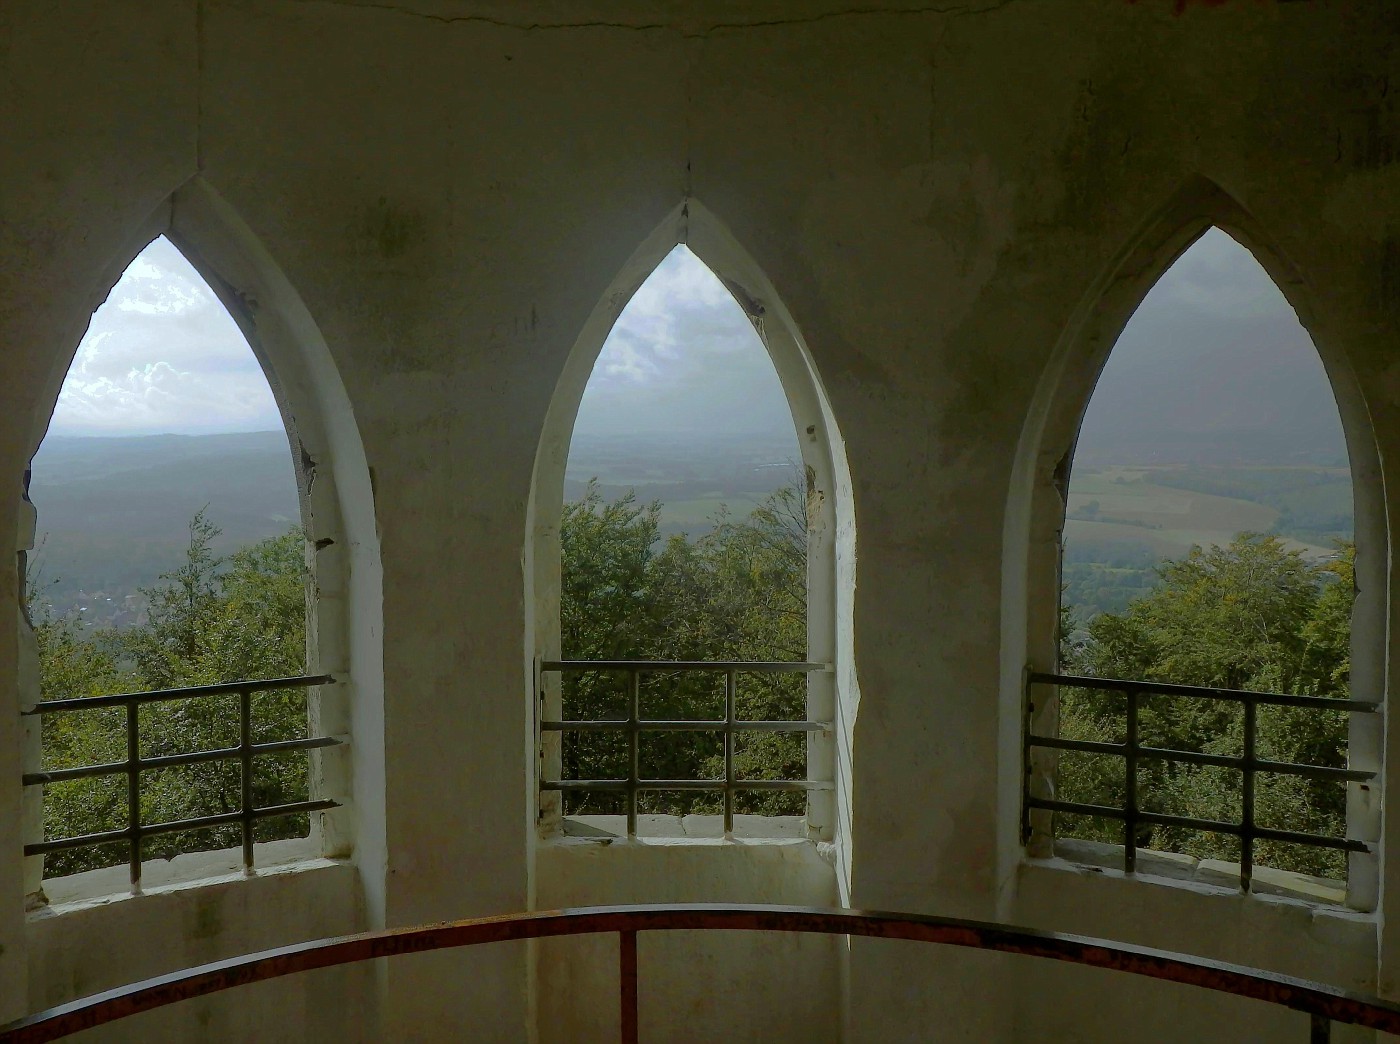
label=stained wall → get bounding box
[2,2,1399,1040]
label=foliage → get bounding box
[559,479,809,818]
[34,511,309,878]
[1059,534,1355,879]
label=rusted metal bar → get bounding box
[1125,689,1138,874]
[23,676,337,876]
[1024,671,1375,878]
[25,800,338,857]
[627,669,639,838]
[541,779,830,793]
[1025,796,1370,854]
[1027,671,1377,714]
[22,736,340,787]
[541,719,829,733]
[1312,1012,1331,1043]
[619,930,638,1044]
[25,675,335,714]
[5,904,1400,1043]
[540,661,828,824]
[724,669,735,835]
[1242,699,1256,893]
[1027,734,1374,784]
[542,661,827,672]
[240,690,254,871]
[126,702,140,891]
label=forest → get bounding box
[31,483,1355,886]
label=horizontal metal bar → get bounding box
[22,736,342,787]
[541,779,832,792]
[22,758,128,787]
[1027,735,1124,757]
[1028,671,1378,713]
[540,719,830,733]
[24,825,133,854]
[25,675,335,715]
[9,904,1400,1043]
[24,800,339,856]
[541,660,828,673]
[1138,747,1374,783]
[1026,796,1371,854]
[1026,734,1375,783]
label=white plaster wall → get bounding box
[27,860,368,1042]
[3,2,1400,1042]
[1013,862,1377,1044]
[535,838,840,1043]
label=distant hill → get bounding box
[26,432,301,622]
[24,428,804,624]
[564,429,803,539]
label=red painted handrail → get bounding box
[3,904,1398,1042]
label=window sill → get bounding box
[552,813,814,843]
[1033,838,1364,914]
[28,837,337,917]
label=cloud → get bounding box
[574,246,794,437]
[1153,227,1293,321]
[47,236,284,437]
[1076,225,1346,462]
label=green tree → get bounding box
[1059,535,1354,878]
[35,515,310,877]
[558,479,809,817]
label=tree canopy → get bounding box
[1059,534,1355,879]
[34,511,309,877]
[558,479,809,817]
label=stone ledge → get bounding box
[30,837,332,915]
[1052,838,1348,907]
[557,813,810,842]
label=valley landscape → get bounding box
[25,423,1354,630]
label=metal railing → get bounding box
[23,675,339,887]
[3,904,1398,1042]
[1023,670,1377,891]
[538,660,831,835]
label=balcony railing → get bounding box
[22,675,339,888]
[1023,670,1377,891]
[538,660,831,835]
[2,904,1397,1043]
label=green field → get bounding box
[1064,465,1353,618]
[564,430,803,539]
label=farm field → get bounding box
[564,429,802,539]
[1063,464,1353,619]
[1066,467,1330,560]
[24,429,1358,631]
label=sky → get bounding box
[572,245,792,438]
[1076,227,1347,465]
[48,238,792,440]
[47,229,1343,462]
[49,236,284,437]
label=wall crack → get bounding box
[284,0,1025,37]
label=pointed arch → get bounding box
[526,199,858,895]
[1001,176,1387,908]
[16,178,384,912]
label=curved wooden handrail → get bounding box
[3,904,1399,1042]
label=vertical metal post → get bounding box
[1124,689,1138,875]
[627,670,639,838]
[1021,680,1034,845]
[127,700,142,892]
[1241,697,1256,893]
[1310,1013,1330,1043]
[724,670,736,836]
[241,689,255,872]
[619,930,638,1044]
